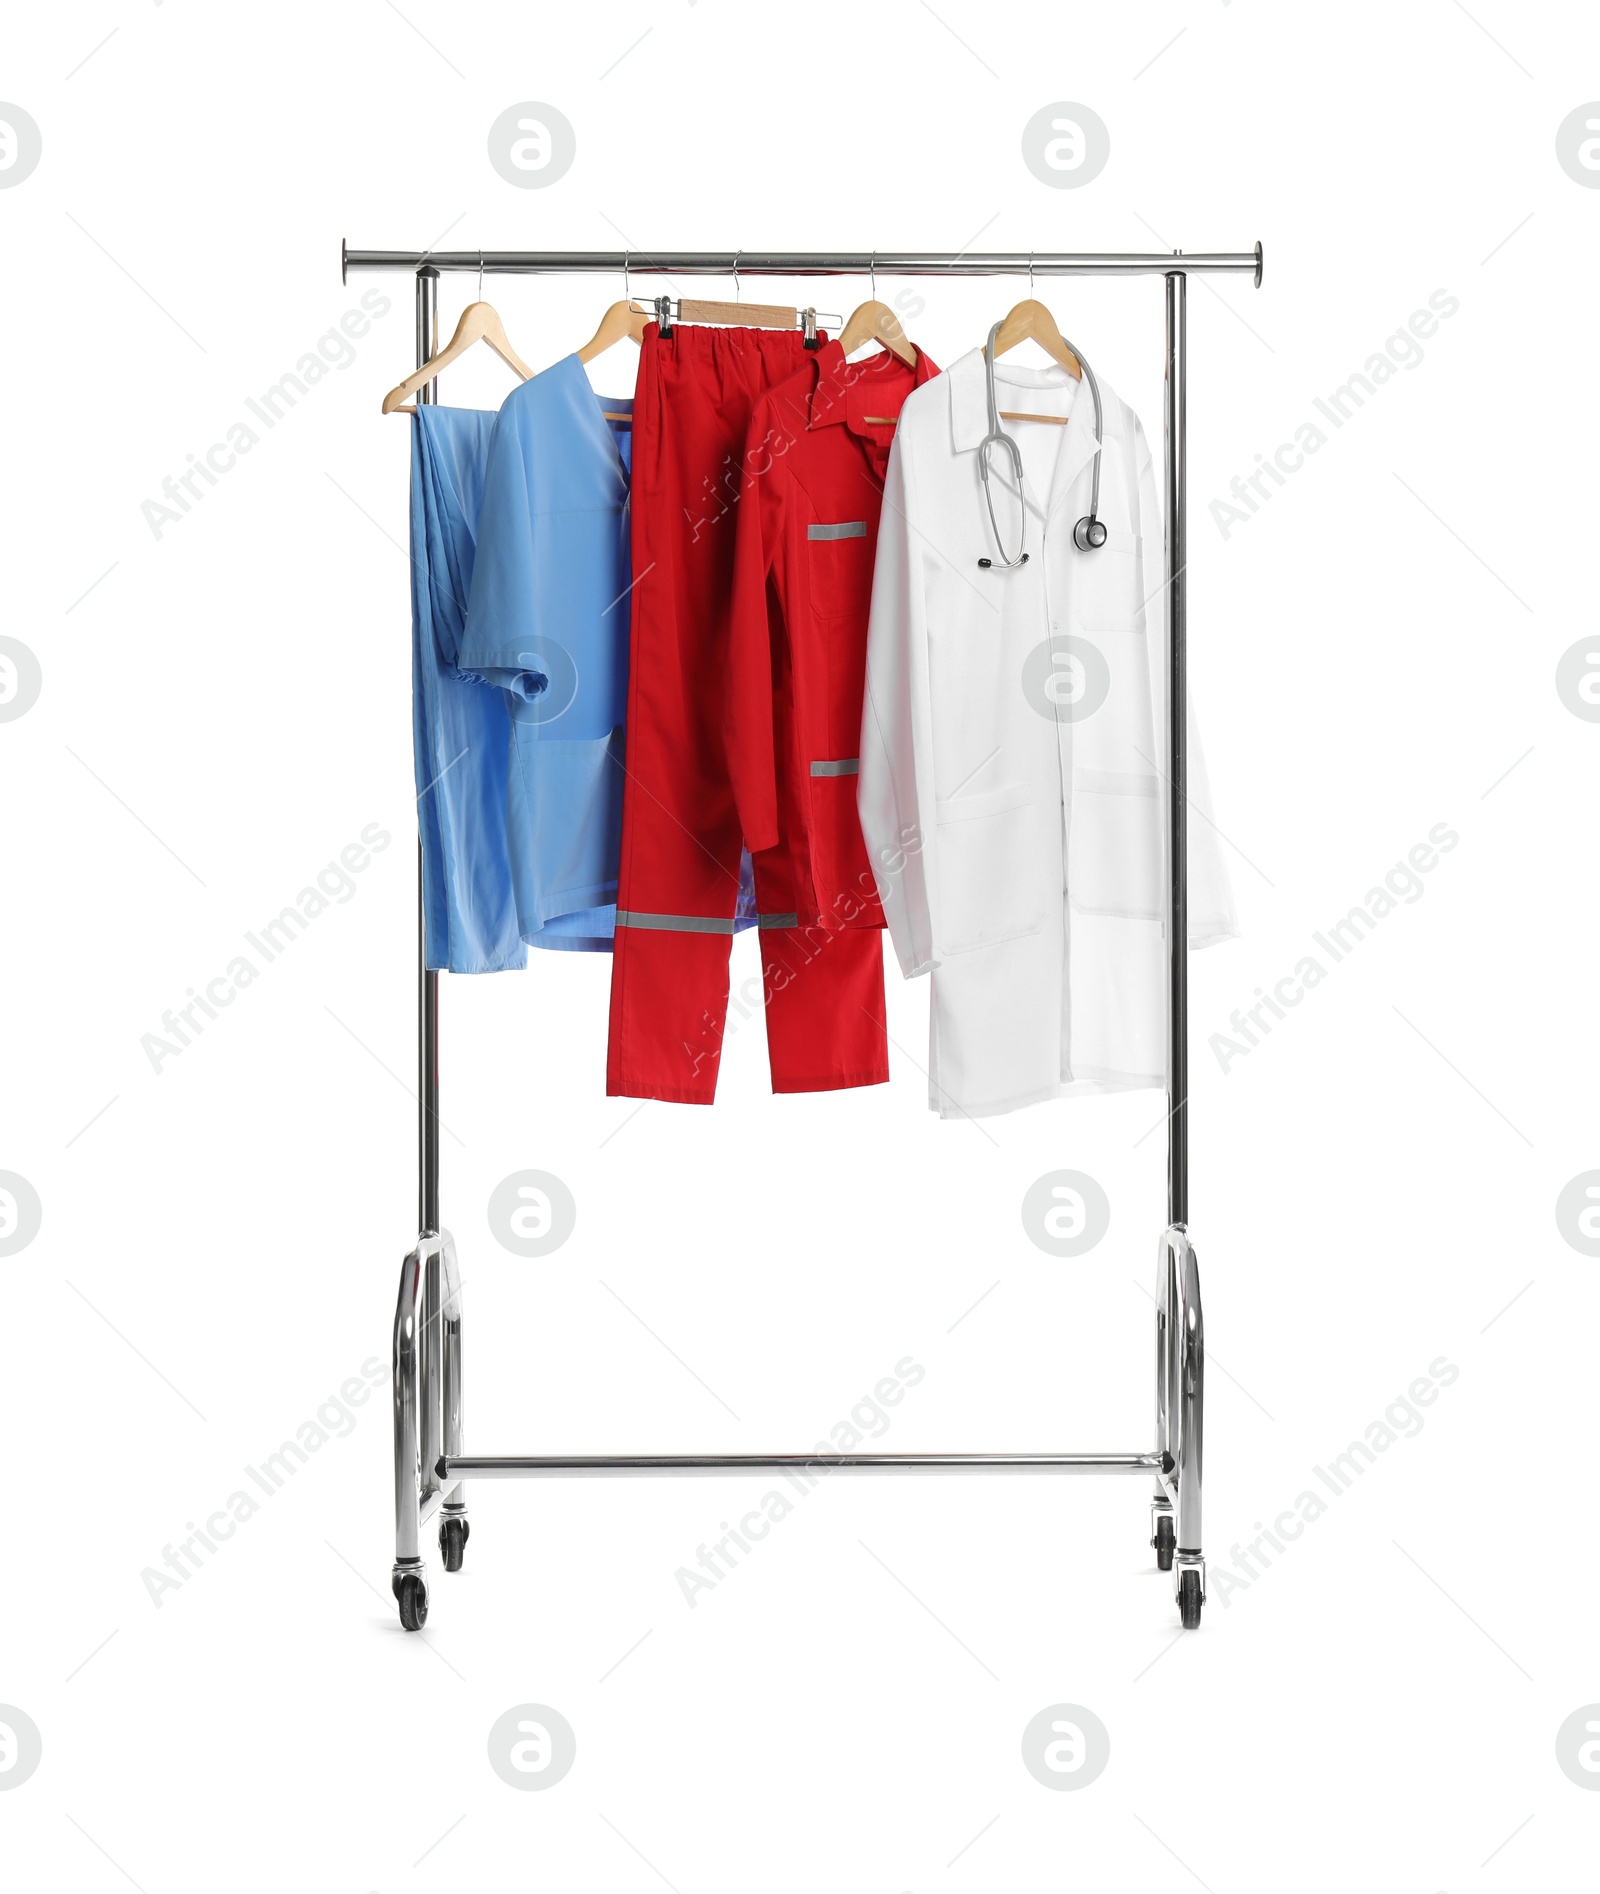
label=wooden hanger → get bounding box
[381,300,536,415]
[836,299,917,367]
[578,298,650,364]
[987,299,1082,424]
[575,299,649,423]
[672,297,801,330]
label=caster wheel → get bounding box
[1178,1569,1203,1629]
[440,1515,470,1573]
[396,1571,429,1632]
[1152,1515,1176,1572]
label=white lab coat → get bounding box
[858,348,1237,1119]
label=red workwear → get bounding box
[607,322,890,1103]
[726,339,940,940]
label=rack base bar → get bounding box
[438,1451,1167,1480]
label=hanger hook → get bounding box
[478,249,484,302]
[870,249,877,301]
[1028,250,1035,297]
[623,247,631,306]
[733,247,741,303]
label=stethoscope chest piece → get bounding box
[1073,516,1107,551]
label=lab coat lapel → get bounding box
[947,348,992,453]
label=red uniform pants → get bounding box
[607,322,888,1103]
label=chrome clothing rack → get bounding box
[342,241,1265,1633]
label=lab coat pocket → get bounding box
[511,725,626,920]
[934,783,1044,955]
[807,520,872,617]
[1067,540,1144,644]
[1067,776,1161,919]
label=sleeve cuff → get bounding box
[890,937,939,979]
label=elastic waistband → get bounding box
[645,321,827,365]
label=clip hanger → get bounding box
[647,296,839,335]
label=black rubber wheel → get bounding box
[440,1515,470,1573]
[396,1571,429,1632]
[1178,1569,1203,1629]
[1153,1516,1176,1572]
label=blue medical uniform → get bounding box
[410,405,526,974]
[461,356,760,951]
[460,357,634,950]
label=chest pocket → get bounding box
[807,519,871,617]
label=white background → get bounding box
[2,4,1597,1888]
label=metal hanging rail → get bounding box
[344,243,1263,282]
[346,240,1263,1634]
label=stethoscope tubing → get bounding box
[978,321,1104,568]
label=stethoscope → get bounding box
[977,320,1107,568]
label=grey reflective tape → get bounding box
[756,912,799,930]
[808,520,867,540]
[809,758,860,777]
[615,911,737,935]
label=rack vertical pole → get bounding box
[1163,268,1188,1231]
[415,265,441,1238]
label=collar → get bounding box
[948,346,1104,518]
[807,337,938,434]
[948,345,1100,444]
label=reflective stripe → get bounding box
[809,758,859,777]
[808,520,867,540]
[615,911,736,935]
[615,910,801,934]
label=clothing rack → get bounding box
[342,241,1265,1633]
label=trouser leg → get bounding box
[608,322,818,1102]
[760,913,890,1093]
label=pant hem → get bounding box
[771,1069,890,1094]
[607,1080,716,1106]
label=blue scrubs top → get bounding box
[461,356,634,950]
[460,355,761,949]
[410,405,526,974]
